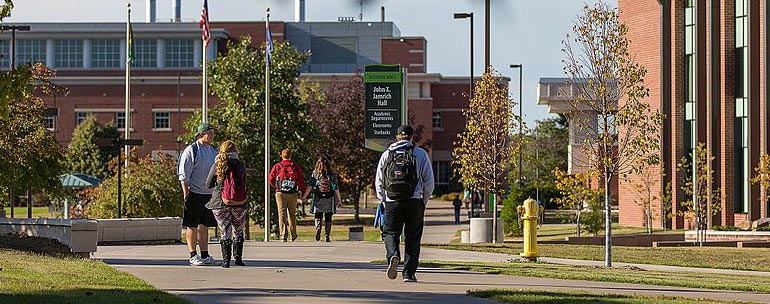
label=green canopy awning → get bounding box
[60,173,102,189]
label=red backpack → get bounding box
[222,161,247,205]
[276,163,299,193]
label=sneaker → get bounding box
[386,256,399,280]
[189,255,204,266]
[402,273,417,283]
[201,256,221,266]
[281,239,287,243]
[315,229,322,241]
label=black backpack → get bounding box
[383,147,418,200]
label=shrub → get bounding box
[86,153,183,219]
[581,193,605,235]
[438,192,462,201]
[756,226,770,231]
[712,225,743,231]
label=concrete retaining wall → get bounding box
[684,230,770,242]
[96,217,181,244]
[566,233,684,247]
[0,218,98,256]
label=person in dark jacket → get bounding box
[452,196,463,224]
[301,156,342,242]
[206,140,248,268]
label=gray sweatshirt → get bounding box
[177,141,217,195]
[375,140,435,203]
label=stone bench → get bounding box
[96,217,181,244]
[0,218,98,257]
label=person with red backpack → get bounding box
[268,149,306,242]
[205,140,248,268]
[301,156,342,242]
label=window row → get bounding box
[0,39,203,68]
[51,111,173,130]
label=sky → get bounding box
[5,0,612,125]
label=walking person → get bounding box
[301,156,342,242]
[376,125,434,282]
[268,149,306,242]
[178,123,220,266]
[452,196,462,224]
[206,140,248,268]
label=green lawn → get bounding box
[424,243,770,272]
[507,224,682,241]
[0,249,188,304]
[418,260,770,293]
[469,289,756,304]
[5,206,56,218]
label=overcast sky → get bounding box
[6,0,612,124]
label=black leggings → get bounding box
[314,212,332,223]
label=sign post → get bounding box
[364,64,406,151]
[97,137,144,218]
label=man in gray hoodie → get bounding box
[375,125,435,282]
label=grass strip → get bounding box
[469,288,757,304]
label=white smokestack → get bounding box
[295,0,306,22]
[172,0,181,22]
[146,0,156,23]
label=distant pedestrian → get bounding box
[206,140,248,268]
[301,156,342,242]
[376,125,434,283]
[268,149,306,242]
[178,123,219,266]
[452,196,462,224]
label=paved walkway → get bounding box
[94,200,770,304]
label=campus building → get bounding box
[612,0,770,229]
[0,8,481,194]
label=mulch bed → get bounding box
[0,232,74,257]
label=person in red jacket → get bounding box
[268,149,306,242]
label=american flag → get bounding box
[199,0,211,47]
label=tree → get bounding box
[633,164,658,234]
[183,37,317,233]
[453,68,523,243]
[751,155,770,225]
[0,63,66,208]
[677,143,721,246]
[306,74,379,223]
[553,167,599,236]
[63,115,119,179]
[512,116,569,208]
[561,2,663,266]
[86,152,182,219]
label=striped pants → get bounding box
[212,207,248,242]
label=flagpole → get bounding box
[125,3,131,168]
[264,7,271,243]
[202,38,208,123]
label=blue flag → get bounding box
[265,25,274,67]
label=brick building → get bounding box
[617,0,770,229]
[0,19,482,194]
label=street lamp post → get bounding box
[454,12,474,101]
[0,25,31,70]
[510,64,523,186]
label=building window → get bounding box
[75,112,90,125]
[153,112,170,129]
[54,40,83,68]
[432,111,442,128]
[734,0,749,213]
[115,112,125,129]
[165,39,194,68]
[432,161,452,185]
[17,40,46,65]
[683,0,696,193]
[43,115,55,131]
[0,40,8,68]
[91,39,120,68]
[133,39,157,68]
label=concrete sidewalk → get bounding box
[93,201,770,303]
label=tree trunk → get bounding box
[604,173,612,267]
[353,185,361,224]
[576,210,582,237]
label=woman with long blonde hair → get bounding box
[301,156,341,242]
[205,140,248,268]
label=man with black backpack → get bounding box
[375,125,435,283]
[268,149,306,242]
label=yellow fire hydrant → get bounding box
[517,198,544,261]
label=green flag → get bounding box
[127,18,134,62]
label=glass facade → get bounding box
[0,40,8,68]
[54,40,83,68]
[684,0,696,173]
[133,39,157,68]
[734,0,749,213]
[16,40,46,65]
[91,39,121,68]
[165,39,194,68]
[153,112,170,129]
[432,161,452,185]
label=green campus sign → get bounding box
[364,64,405,151]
